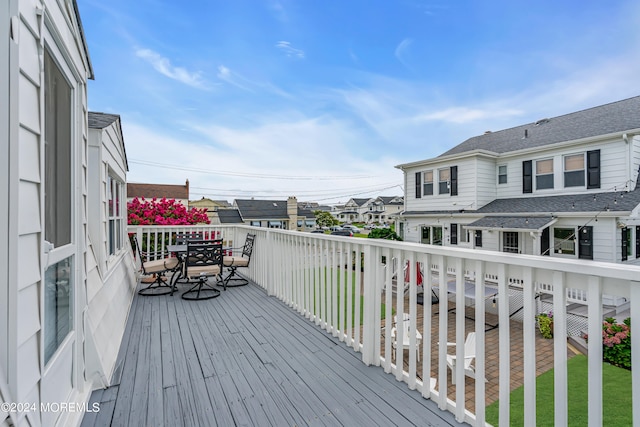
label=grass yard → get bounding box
[485,354,632,426]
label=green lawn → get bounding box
[485,354,632,426]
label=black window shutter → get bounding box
[636,226,640,258]
[622,228,629,261]
[587,150,601,189]
[541,227,550,256]
[523,160,532,193]
[475,230,482,247]
[450,223,458,245]
[415,172,422,199]
[450,166,458,196]
[578,226,593,260]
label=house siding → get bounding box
[6,1,98,426]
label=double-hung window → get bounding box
[107,173,124,255]
[423,170,433,196]
[536,159,554,190]
[438,168,450,194]
[498,165,507,184]
[564,154,585,187]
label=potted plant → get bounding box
[536,310,553,339]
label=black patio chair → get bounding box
[222,234,255,287]
[181,240,224,300]
[132,235,180,296]
[175,231,204,245]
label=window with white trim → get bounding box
[423,170,433,196]
[553,227,576,255]
[438,168,450,194]
[108,173,124,255]
[536,159,554,190]
[498,165,507,184]
[564,154,585,187]
[503,231,519,253]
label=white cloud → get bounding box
[417,107,523,124]
[135,48,208,89]
[276,41,305,59]
[217,65,251,91]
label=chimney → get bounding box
[287,196,298,230]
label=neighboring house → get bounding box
[337,198,372,222]
[396,96,640,267]
[364,196,404,224]
[189,197,231,223]
[127,180,190,206]
[233,197,316,231]
[2,3,136,427]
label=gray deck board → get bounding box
[82,278,463,427]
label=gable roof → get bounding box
[347,198,371,207]
[128,182,189,200]
[378,196,404,205]
[440,96,640,157]
[217,209,243,224]
[234,199,314,220]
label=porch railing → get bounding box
[129,224,640,427]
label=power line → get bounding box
[129,159,376,180]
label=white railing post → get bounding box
[522,267,536,427]
[498,263,510,427]
[553,271,568,427]
[630,281,640,427]
[361,244,377,366]
[587,275,602,427]
[474,260,486,426]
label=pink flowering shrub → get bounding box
[127,197,210,225]
[585,317,631,370]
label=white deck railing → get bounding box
[129,225,640,427]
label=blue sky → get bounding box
[79,0,640,204]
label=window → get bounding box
[438,168,450,194]
[503,232,519,253]
[523,160,533,193]
[297,220,303,227]
[622,227,632,261]
[498,165,507,184]
[423,170,433,196]
[450,223,458,245]
[250,221,261,227]
[107,174,124,255]
[44,50,72,248]
[536,159,554,190]
[421,226,443,245]
[554,227,576,255]
[44,257,73,364]
[421,226,430,244]
[415,172,422,199]
[564,154,585,187]
[475,230,483,247]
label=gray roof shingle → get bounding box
[440,96,640,157]
[217,209,243,224]
[235,199,314,220]
[466,216,554,231]
[88,112,120,129]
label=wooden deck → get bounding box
[80,280,461,427]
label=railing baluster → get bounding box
[553,271,568,427]
[498,263,509,427]
[474,260,486,426]
[522,267,536,427]
[587,276,602,427]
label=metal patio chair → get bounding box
[181,240,224,300]
[222,234,255,287]
[132,235,180,296]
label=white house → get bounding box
[396,96,640,265]
[1,3,136,427]
[337,198,372,223]
[363,196,404,224]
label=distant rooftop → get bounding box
[88,111,120,129]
